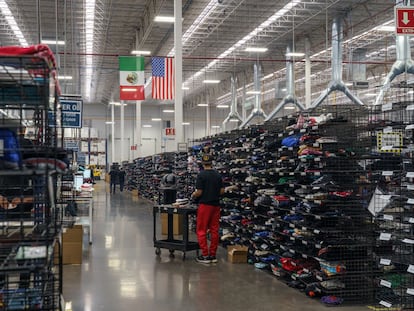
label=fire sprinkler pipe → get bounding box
[222,75,243,130]
[375,0,414,106]
[265,43,305,121]
[309,16,364,110]
[240,62,267,128]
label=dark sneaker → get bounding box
[209,256,218,263]
[196,255,211,264]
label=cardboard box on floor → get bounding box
[62,225,83,264]
[227,245,248,263]
[161,213,183,235]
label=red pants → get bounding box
[196,203,220,257]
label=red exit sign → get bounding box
[396,7,414,34]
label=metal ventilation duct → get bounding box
[265,43,305,121]
[240,62,267,128]
[223,75,243,130]
[375,0,414,106]
[310,16,364,110]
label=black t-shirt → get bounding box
[195,169,223,206]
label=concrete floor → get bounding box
[63,181,373,311]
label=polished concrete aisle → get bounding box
[63,181,371,311]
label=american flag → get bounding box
[151,57,174,100]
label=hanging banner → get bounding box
[60,98,83,128]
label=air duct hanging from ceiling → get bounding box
[309,16,364,110]
[374,0,414,106]
[222,75,243,130]
[240,62,267,128]
[265,43,305,121]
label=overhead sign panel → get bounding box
[61,98,83,128]
[396,7,414,34]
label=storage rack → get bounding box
[0,47,65,310]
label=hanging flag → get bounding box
[151,57,174,100]
[119,56,145,100]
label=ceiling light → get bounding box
[365,93,377,97]
[245,47,268,53]
[286,52,305,57]
[229,118,240,122]
[154,16,175,23]
[58,76,73,80]
[203,79,220,84]
[246,91,261,95]
[151,118,162,121]
[284,106,296,110]
[42,39,65,45]
[110,102,121,106]
[143,124,152,128]
[183,122,191,125]
[84,0,95,101]
[182,86,190,90]
[0,0,28,46]
[131,50,151,55]
[217,105,229,108]
[375,25,395,32]
[105,121,114,124]
[163,109,174,113]
[198,104,208,107]
[211,125,220,129]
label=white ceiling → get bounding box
[0,0,405,118]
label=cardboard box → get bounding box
[131,189,139,197]
[227,245,248,263]
[62,225,83,264]
[161,213,183,235]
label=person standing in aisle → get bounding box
[108,165,119,194]
[118,167,126,192]
[191,153,224,264]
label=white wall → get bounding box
[81,103,233,163]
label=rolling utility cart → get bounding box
[153,205,199,260]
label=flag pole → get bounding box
[174,0,183,148]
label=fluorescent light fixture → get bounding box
[105,121,114,124]
[182,122,191,125]
[246,91,261,95]
[154,16,175,23]
[163,109,174,113]
[284,106,296,110]
[58,76,73,80]
[197,103,208,107]
[216,105,229,108]
[0,0,28,46]
[375,25,395,32]
[245,47,268,53]
[364,93,377,97]
[151,118,162,121]
[211,125,220,129]
[131,50,151,55]
[110,102,121,106]
[229,118,240,122]
[286,52,305,57]
[84,0,96,101]
[263,73,274,79]
[143,124,152,128]
[42,39,65,45]
[203,79,220,84]
[182,86,190,90]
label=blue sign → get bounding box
[61,98,83,128]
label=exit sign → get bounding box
[396,7,414,34]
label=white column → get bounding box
[206,93,211,136]
[174,0,184,148]
[136,101,141,158]
[111,104,115,164]
[120,101,125,162]
[305,38,311,108]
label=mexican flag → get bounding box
[119,56,145,100]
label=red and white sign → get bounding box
[396,7,414,34]
[165,128,175,136]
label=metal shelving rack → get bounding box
[0,45,64,310]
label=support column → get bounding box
[174,0,184,148]
[120,101,125,162]
[111,104,115,164]
[206,93,211,136]
[136,101,141,158]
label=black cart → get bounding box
[153,204,199,260]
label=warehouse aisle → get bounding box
[62,181,371,311]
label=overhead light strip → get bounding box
[0,0,28,46]
[84,0,96,101]
[184,0,302,86]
